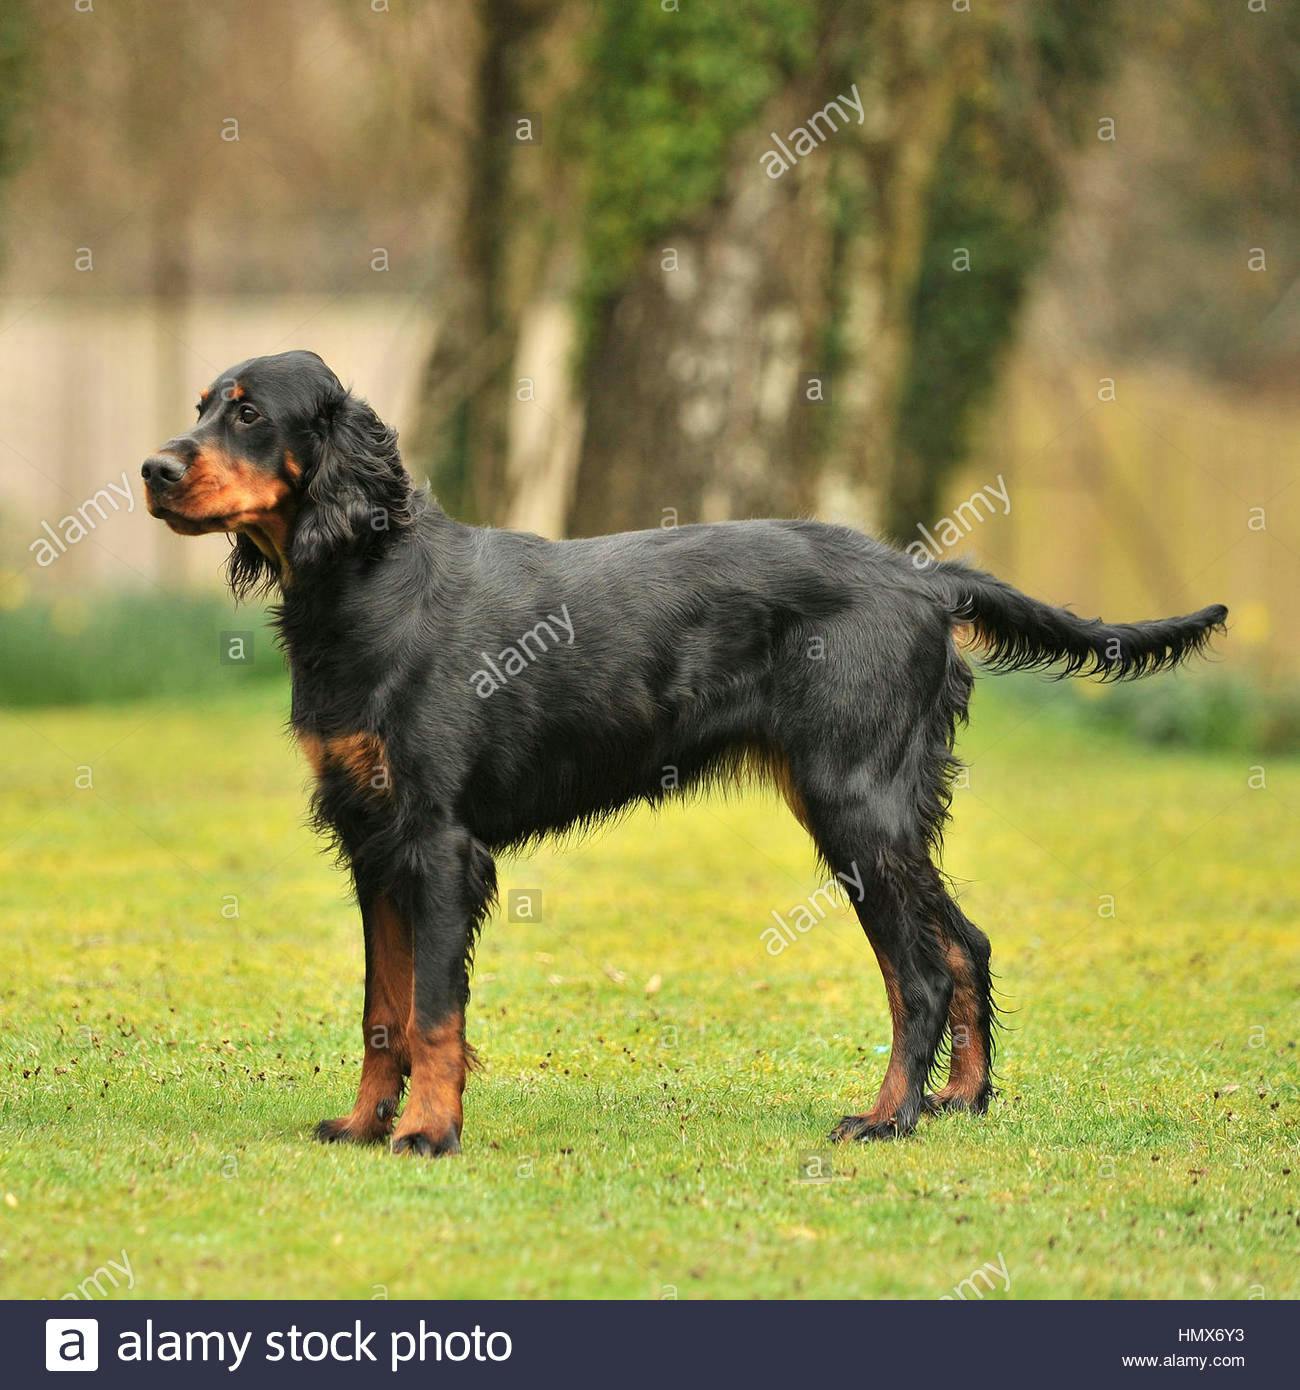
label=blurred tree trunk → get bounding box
[412,0,1115,539]
[571,4,971,533]
[830,3,977,536]
[407,0,577,530]
[0,0,34,252]
[570,86,840,532]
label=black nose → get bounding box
[141,455,188,487]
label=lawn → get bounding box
[0,680,1295,1300]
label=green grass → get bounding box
[0,594,284,706]
[0,682,1295,1300]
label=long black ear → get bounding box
[292,390,413,571]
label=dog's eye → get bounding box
[236,404,261,425]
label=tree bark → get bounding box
[413,1,1110,541]
[569,89,837,535]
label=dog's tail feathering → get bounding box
[922,559,1228,681]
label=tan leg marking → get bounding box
[317,896,412,1144]
[296,731,325,777]
[296,731,392,798]
[325,733,392,798]
[863,952,910,1125]
[931,939,988,1107]
[391,1010,467,1152]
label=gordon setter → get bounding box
[141,350,1228,1156]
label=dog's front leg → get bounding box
[389,826,496,1157]
[316,890,412,1144]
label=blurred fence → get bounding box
[0,293,433,596]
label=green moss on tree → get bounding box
[576,1,815,357]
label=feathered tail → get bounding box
[922,560,1228,681]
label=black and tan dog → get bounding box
[142,350,1228,1156]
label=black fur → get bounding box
[142,350,1229,1153]
[931,562,1227,680]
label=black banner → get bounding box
[11,1299,1289,1386]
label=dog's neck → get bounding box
[274,497,454,668]
[241,523,294,586]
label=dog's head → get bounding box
[141,350,412,595]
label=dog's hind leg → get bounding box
[804,800,954,1141]
[925,885,995,1116]
[777,611,979,1139]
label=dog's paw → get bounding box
[314,1117,363,1144]
[314,1097,398,1145]
[922,1087,992,1117]
[391,1126,461,1158]
[829,1112,913,1143]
